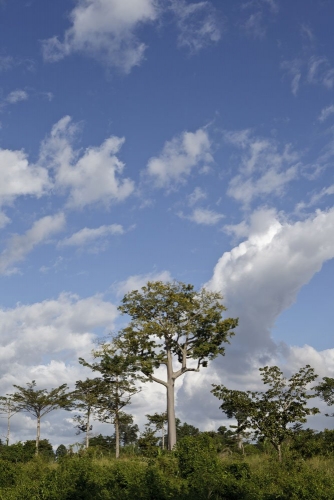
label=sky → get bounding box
[0,0,334,447]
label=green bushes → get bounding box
[1,448,334,499]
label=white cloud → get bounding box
[59,224,124,247]
[282,55,334,95]
[318,104,334,123]
[5,89,28,104]
[0,292,118,390]
[225,131,300,206]
[0,55,14,72]
[242,12,266,38]
[206,207,334,359]
[146,128,213,189]
[0,148,50,206]
[170,0,222,52]
[0,213,65,275]
[307,55,334,89]
[180,207,224,225]
[281,59,302,96]
[187,186,207,206]
[40,116,135,208]
[115,270,173,297]
[42,0,158,73]
[0,212,10,229]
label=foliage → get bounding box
[8,380,72,454]
[117,280,238,450]
[80,341,141,458]
[314,376,334,416]
[213,365,319,461]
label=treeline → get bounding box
[1,281,334,460]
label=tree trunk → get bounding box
[86,408,91,449]
[277,443,282,462]
[36,415,41,455]
[166,348,176,451]
[162,423,165,450]
[6,415,10,446]
[237,432,244,455]
[115,414,120,459]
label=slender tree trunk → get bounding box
[86,408,91,449]
[6,415,10,446]
[162,423,165,450]
[237,432,244,455]
[166,348,176,451]
[277,443,282,462]
[115,413,120,459]
[36,415,41,455]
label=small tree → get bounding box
[0,396,19,446]
[213,365,319,461]
[117,281,238,450]
[314,377,334,416]
[146,411,167,449]
[72,377,104,449]
[211,385,252,454]
[80,344,141,458]
[8,381,72,454]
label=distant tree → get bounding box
[0,396,19,446]
[212,365,319,461]
[176,420,200,440]
[55,444,67,459]
[72,377,105,449]
[80,343,141,459]
[211,385,253,454]
[314,377,334,416]
[138,427,159,456]
[117,281,238,450]
[119,416,139,446]
[89,434,115,454]
[8,381,72,454]
[23,439,55,461]
[146,411,167,449]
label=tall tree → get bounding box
[72,377,104,449]
[79,344,141,458]
[8,381,72,454]
[211,385,252,454]
[0,396,19,446]
[117,280,238,450]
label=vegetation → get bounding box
[1,280,334,498]
[117,281,238,450]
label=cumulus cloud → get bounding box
[0,213,65,275]
[170,0,222,52]
[0,291,119,444]
[318,104,334,123]
[206,207,334,358]
[0,148,50,207]
[59,224,125,247]
[42,0,158,73]
[146,128,213,189]
[40,116,134,208]
[225,130,300,206]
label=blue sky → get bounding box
[0,0,334,445]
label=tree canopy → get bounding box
[117,280,238,450]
